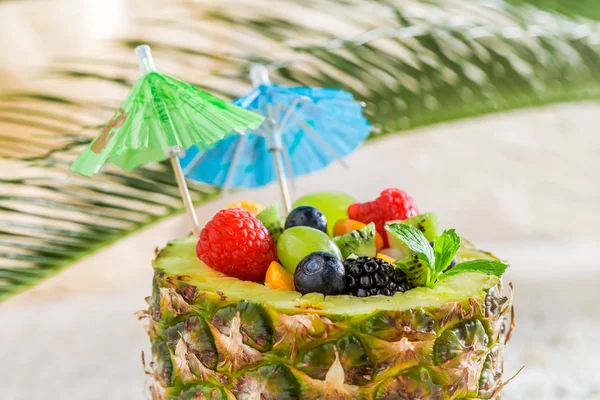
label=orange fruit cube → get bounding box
[265,261,295,291]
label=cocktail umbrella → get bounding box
[70,45,264,234]
[180,65,370,213]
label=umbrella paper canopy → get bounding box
[70,54,264,176]
[70,45,264,233]
[180,65,370,212]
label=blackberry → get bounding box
[343,256,411,297]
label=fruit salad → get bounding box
[146,188,513,399]
[195,188,508,297]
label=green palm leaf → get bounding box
[506,0,600,20]
[0,159,220,301]
[2,0,600,301]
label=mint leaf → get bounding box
[440,260,508,279]
[385,223,435,269]
[385,223,506,288]
[433,229,461,275]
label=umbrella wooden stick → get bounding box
[170,151,201,236]
[271,144,292,214]
[251,64,293,214]
[136,45,201,235]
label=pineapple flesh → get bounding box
[145,235,512,399]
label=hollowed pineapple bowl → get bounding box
[144,235,513,400]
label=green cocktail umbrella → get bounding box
[70,45,264,234]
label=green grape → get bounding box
[277,226,342,274]
[292,192,356,236]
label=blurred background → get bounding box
[0,0,599,399]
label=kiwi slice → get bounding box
[393,253,430,287]
[386,213,441,258]
[333,223,377,259]
[256,203,283,242]
[402,213,442,242]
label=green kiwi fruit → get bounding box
[401,213,442,242]
[393,253,431,287]
[256,203,283,242]
[333,222,377,259]
[386,213,441,258]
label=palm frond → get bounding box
[0,159,219,301]
[2,0,600,300]
[506,0,600,21]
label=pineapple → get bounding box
[144,235,513,399]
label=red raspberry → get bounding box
[348,188,419,246]
[196,208,276,282]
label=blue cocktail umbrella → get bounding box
[180,65,370,213]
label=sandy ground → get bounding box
[1,102,600,399]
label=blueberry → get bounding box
[294,252,345,295]
[285,206,327,233]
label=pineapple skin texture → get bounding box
[145,241,512,400]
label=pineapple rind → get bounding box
[146,235,511,399]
